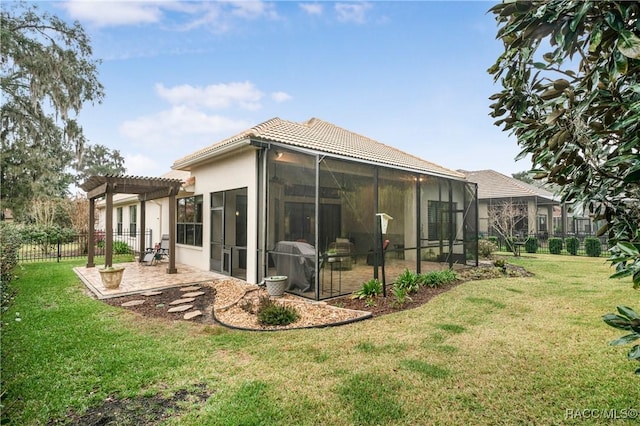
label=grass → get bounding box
[2,254,639,425]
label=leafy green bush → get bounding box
[392,286,412,308]
[608,241,640,290]
[352,279,382,299]
[549,237,563,254]
[418,269,458,288]
[394,269,420,293]
[478,239,498,258]
[256,296,299,326]
[17,224,76,255]
[112,241,132,255]
[584,237,602,257]
[487,237,500,250]
[602,306,640,375]
[0,223,22,313]
[524,237,538,253]
[565,237,579,255]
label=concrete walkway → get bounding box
[74,261,226,299]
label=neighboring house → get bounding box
[461,169,562,238]
[96,117,478,300]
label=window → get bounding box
[116,207,123,235]
[177,195,203,246]
[537,214,547,233]
[129,205,137,237]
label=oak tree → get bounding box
[1,3,104,219]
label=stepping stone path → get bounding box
[121,299,145,307]
[168,287,208,320]
[169,297,195,305]
[182,291,205,298]
[167,304,193,313]
[184,310,202,320]
[133,285,208,321]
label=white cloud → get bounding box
[299,3,323,15]
[229,1,278,20]
[155,82,264,111]
[119,105,250,147]
[271,91,292,103]
[335,2,372,24]
[123,153,161,176]
[61,0,277,31]
[61,0,164,27]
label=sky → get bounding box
[33,0,530,178]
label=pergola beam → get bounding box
[87,182,109,200]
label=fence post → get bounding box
[57,237,61,262]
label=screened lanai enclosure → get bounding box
[258,148,478,300]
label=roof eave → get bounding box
[254,140,467,181]
[172,138,252,171]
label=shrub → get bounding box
[392,286,412,308]
[549,237,563,254]
[352,279,382,299]
[0,223,22,313]
[256,296,299,326]
[113,241,132,255]
[419,269,458,288]
[488,236,498,246]
[478,239,498,258]
[524,237,538,253]
[394,269,420,293]
[584,237,602,257]
[565,237,579,255]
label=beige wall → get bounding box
[182,147,259,282]
[95,147,259,281]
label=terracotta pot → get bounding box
[99,267,125,289]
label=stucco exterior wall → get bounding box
[180,146,259,282]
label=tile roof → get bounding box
[173,117,465,179]
[461,169,558,202]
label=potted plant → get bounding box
[264,275,288,297]
[99,265,125,289]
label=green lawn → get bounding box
[2,255,639,425]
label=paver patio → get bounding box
[74,261,226,299]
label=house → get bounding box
[90,117,478,300]
[461,169,563,238]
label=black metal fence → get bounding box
[487,234,610,257]
[17,230,153,263]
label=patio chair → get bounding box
[141,243,162,266]
[157,234,170,259]
[141,234,170,265]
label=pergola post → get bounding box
[87,197,96,267]
[139,200,146,261]
[105,185,113,268]
[167,189,177,274]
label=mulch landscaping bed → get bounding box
[102,262,532,322]
[102,285,216,323]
